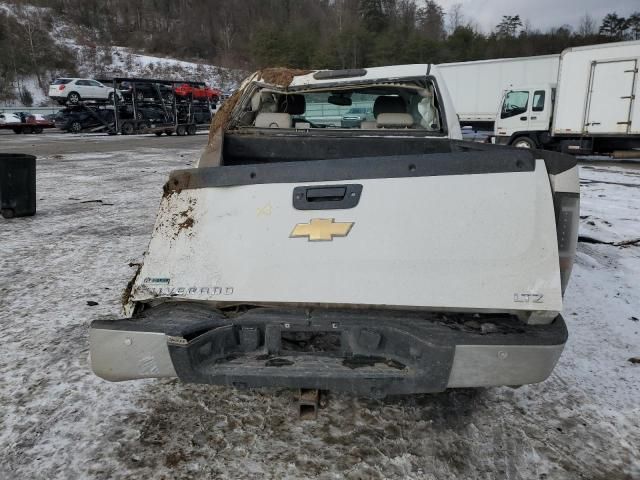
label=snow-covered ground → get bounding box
[89,47,242,88]
[0,149,638,479]
[0,1,244,107]
[579,163,640,244]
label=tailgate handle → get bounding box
[293,184,363,210]
[307,186,346,201]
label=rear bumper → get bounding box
[90,304,567,396]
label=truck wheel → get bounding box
[187,124,197,135]
[1,208,15,219]
[22,126,34,134]
[512,136,536,149]
[12,127,22,134]
[176,125,186,136]
[155,132,163,136]
[67,92,81,105]
[165,130,174,135]
[33,126,43,134]
[121,122,134,135]
[70,121,82,133]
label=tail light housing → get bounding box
[554,192,580,294]
[58,85,66,91]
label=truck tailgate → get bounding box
[130,150,562,315]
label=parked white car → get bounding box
[48,78,121,105]
[0,112,22,124]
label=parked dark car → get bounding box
[177,104,212,124]
[43,112,58,123]
[119,81,174,103]
[121,104,174,123]
[340,107,374,128]
[54,107,115,133]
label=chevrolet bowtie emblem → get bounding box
[290,218,354,241]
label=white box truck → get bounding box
[438,55,560,129]
[494,40,640,154]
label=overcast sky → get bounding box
[436,0,639,33]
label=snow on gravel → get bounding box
[579,163,640,244]
[0,152,639,479]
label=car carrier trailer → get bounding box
[105,77,215,136]
[56,77,216,135]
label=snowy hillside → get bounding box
[0,1,245,107]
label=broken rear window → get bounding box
[247,85,442,131]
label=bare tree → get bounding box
[447,3,464,34]
[577,13,597,37]
[522,19,534,35]
[216,3,237,65]
[15,5,44,88]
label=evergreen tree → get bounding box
[496,15,523,38]
[627,12,640,40]
[599,13,628,39]
[417,0,445,41]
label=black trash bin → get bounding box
[0,153,36,218]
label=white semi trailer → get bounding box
[438,54,560,129]
[494,40,640,154]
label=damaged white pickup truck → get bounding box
[90,65,579,397]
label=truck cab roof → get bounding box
[218,65,461,139]
[288,64,432,88]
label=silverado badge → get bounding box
[290,218,354,242]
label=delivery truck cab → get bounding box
[494,40,640,155]
[438,54,560,130]
[495,83,555,148]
